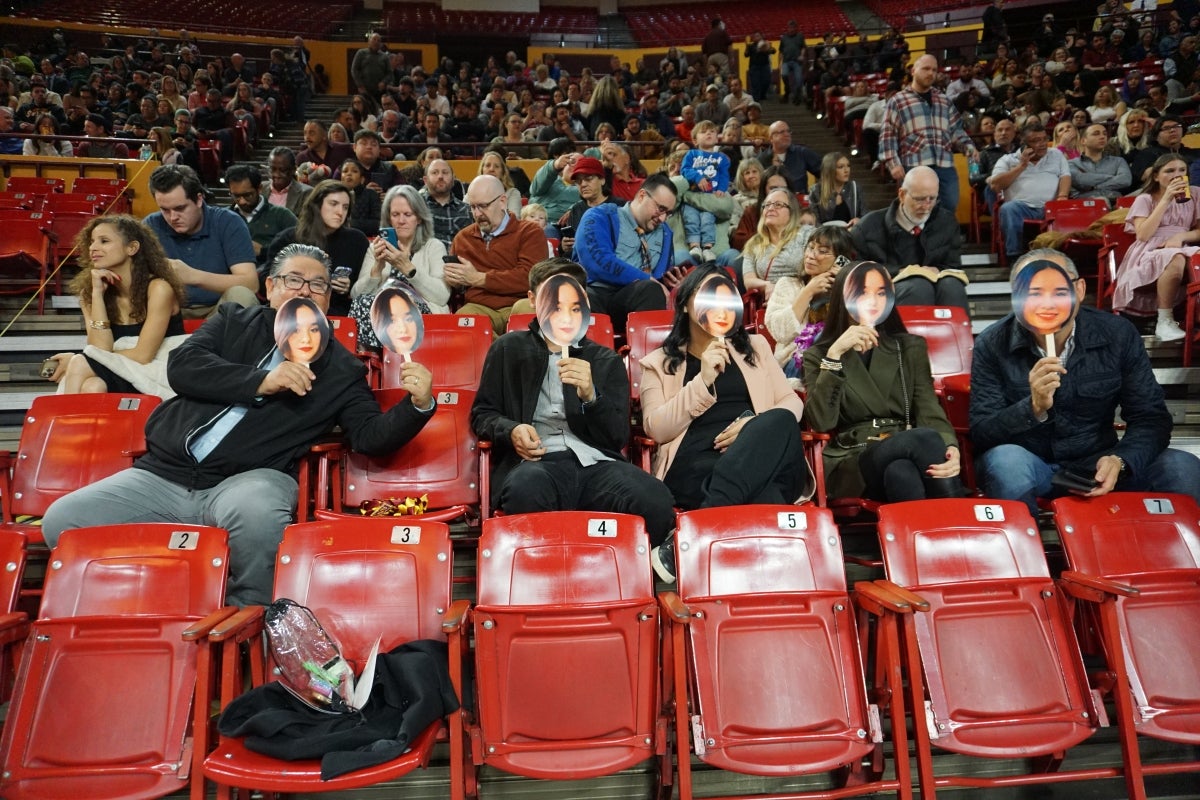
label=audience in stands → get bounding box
[809,150,866,226]
[1068,123,1132,203]
[640,265,811,582]
[555,155,619,258]
[741,186,814,301]
[804,262,963,502]
[41,243,436,607]
[971,249,1200,514]
[263,146,311,214]
[420,158,471,248]
[988,120,1071,260]
[335,158,382,237]
[226,163,296,266]
[758,120,821,193]
[470,257,675,546]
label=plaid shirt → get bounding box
[879,87,976,172]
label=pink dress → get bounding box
[1113,191,1199,316]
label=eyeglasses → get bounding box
[468,195,503,213]
[1161,124,1183,131]
[641,191,672,218]
[761,201,790,211]
[277,273,331,295]
[908,195,938,204]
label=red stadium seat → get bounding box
[1097,222,1134,309]
[896,305,974,392]
[4,177,64,195]
[379,314,492,392]
[0,211,55,313]
[505,312,616,349]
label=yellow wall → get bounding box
[1,155,160,217]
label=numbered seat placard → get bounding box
[587,518,617,538]
[390,524,422,544]
[973,504,1005,522]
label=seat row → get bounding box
[0,496,1196,798]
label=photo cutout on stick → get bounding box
[843,261,895,328]
[692,272,743,339]
[535,273,591,354]
[1011,258,1077,357]
[274,296,330,366]
[371,285,426,359]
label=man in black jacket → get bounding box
[851,166,969,315]
[42,244,436,606]
[470,258,675,546]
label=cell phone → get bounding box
[1051,465,1099,494]
[379,227,398,247]
[332,266,352,280]
[40,358,58,379]
[558,225,575,239]
[443,255,459,264]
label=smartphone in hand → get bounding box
[379,227,398,247]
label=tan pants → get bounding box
[456,303,512,336]
[183,286,260,319]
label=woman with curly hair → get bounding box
[49,215,187,394]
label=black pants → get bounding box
[499,452,677,546]
[587,280,667,336]
[895,277,970,317]
[666,408,808,510]
[858,427,964,503]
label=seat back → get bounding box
[5,177,64,194]
[273,519,453,666]
[7,394,161,522]
[0,530,25,614]
[1045,198,1107,233]
[44,194,105,214]
[380,314,492,391]
[1101,221,1135,283]
[877,499,1096,759]
[1051,493,1200,745]
[473,512,657,779]
[505,312,616,350]
[674,506,879,776]
[625,309,674,404]
[896,305,973,388]
[327,315,360,353]
[335,389,480,518]
[0,192,46,210]
[0,524,230,798]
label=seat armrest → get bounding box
[872,579,931,612]
[442,598,471,634]
[1060,570,1139,602]
[181,605,241,641]
[208,604,266,643]
[658,591,691,624]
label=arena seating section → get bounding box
[625,0,852,47]
[13,0,356,38]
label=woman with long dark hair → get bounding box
[639,266,811,580]
[802,262,961,502]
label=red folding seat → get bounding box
[4,177,64,194]
[196,518,453,799]
[0,523,232,799]
[447,511,664,800]
[663,505,914,800]
[379,314,493,392]
[895,305,973,393]
[875,499,1137,797]
[1052,492,1200,799]
[504,311,616,349]
[0,210,54,312]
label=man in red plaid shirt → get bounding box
[879,54,979,215]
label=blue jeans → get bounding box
[780,60,804,97]
[977,444,1200,516]
[682,203,716,248]
[932,164,960,216]
[998,200,1045,256]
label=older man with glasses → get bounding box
[575,172,686,335]
[40,243,436,607]
[444,174,548,335]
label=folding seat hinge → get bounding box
[690,715,707,755]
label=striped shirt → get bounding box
[878,87,976,173]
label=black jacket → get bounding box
[138,303,431,490]
[470,323,629,505]
[852,199,963,274]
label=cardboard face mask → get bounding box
[843,261,895,327]
[274,296,330,366]
[1011,259,1077,357]
[371,286,426,358]
[692,273,743,338]
[535,274,591,354]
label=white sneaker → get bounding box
[688,246,703,263]
[1156,317,1186,342]
[702,248,717,263]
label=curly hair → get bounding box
[70,215,186,324]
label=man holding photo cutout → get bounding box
[470,258,675,547]
[40,244,436,607]
[970,249,1200,514]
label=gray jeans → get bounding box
[41,467,298,607]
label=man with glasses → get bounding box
[444,174,547,335]
[575,173,682,335]
[41,243,437,607]
[1132,115,1199,184]
[226,164,296,268]
[144,164,260,319]
[852,166,968,315]
[987,120,1071,261]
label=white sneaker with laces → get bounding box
[689,246,703,263]
[1156,317,1186,342]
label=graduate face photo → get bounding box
[535,274,591,350]
[274,296,330,365]
[371,286,425,355]
[691,274,743,337]
[843,262,894,327]
[1011,259,1077,337]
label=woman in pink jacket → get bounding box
[640,266,812,582]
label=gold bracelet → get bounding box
[89,320,111,330]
